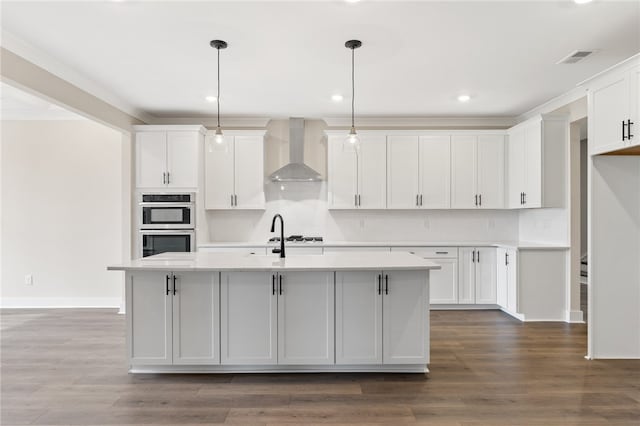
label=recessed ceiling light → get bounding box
[574,0,593,4]
[345,0,362,3]
[205,96,217,103]
[331,94,344,102]
[457,94,471,103]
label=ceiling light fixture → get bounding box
[345,0,362,3]
[457,94,471,103]
[210,39,228,145]
[332,94,344,102]
[345,40,362,146]
[574,0,593,4]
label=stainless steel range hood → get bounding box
[269,118,322,182]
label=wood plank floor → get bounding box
[1,309,638,425]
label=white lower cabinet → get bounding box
[496,248,518,313]
[127,271,219,366]
[277,272,335,365]
[458,247,497,304]
[220,272,277,365]
[336,270,429,365]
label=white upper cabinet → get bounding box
[387,135,451,209]
[451,135,505,209]
[588,63,639,155]
[387,136,420,209]
[135,126,204,189]
[205,132,265,210]
[419,136,451,209]
[507,115,568,209]
[328,135,386,209]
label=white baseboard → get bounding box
[499,307,526,322]
[0,297,122,309]
[565,310,585,323]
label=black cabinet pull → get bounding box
[230,194,234,206]
[358,194,361,206]
[475,194,478,206]
[628,120,634,139]
[435,251,448,255]
[505,252,509,266]
[167,172,170,185]
[479,194,482,206]
[419,194,423,206]
[472,250,476,263]
[377,274,382,295]
[523,193,526,204]
[173,275,177,295]
[165,275,170,295]
[416,194,419,206]
[622,120,627,141]
[272,275,276,295]
[385,274,389,295]
[279,275,283,295]
[355,194,358,207]
[478,250,481,263]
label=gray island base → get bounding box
[108,252,440,373]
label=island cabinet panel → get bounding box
[382,271,429,364]
[335,271,383,364]
[172,272,219,365]
[277,271,335,365]
[220,272,277,365]
[127,272,173,365]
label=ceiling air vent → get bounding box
[557,50,595,64]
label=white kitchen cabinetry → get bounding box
[127,271,219,366]
[588,64,640,155]
[387,135,451,209]
[451,135,505,209]
[205,132,265,210]
[277,272,334,365]
[458,247,497,304]
[496,248,518,314]
[135,126,204,189]
[335,271,383,364]
[391,247,458,304]
[220,272,277,365]
[336,270,429,365]
[507,115,568,208]
[328,135,386,209]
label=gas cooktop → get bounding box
[268,235,323,243]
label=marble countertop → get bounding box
[108,251,442,272]
[197,240,570,250]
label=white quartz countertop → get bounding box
[197,241,570,250]
[108,251,442,272]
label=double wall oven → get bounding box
[138,193,195,258]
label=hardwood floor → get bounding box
[1,309,638,425]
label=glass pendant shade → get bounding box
[214,126,224,144]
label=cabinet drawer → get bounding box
[391,247,458,258]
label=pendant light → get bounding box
[345,40,362,146]
[210,40,227,145]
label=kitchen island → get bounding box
[108,251,440,373]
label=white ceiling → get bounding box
[1,1,638,119]
[0,83,85,120]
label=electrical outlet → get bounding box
[24,274,33,286]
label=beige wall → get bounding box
[1,120,123,307]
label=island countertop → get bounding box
[108,251,441,272]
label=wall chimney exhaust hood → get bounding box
[269,118,322,182]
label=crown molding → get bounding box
[146,116,271,128]
[321,116,517,129]
[1,30,153,124]
[516,86,587,123]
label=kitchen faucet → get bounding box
[270,214,285,258]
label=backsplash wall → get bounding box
[205,181,519,243]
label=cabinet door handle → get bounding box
[385,274,389,295]
[355,194,358,207]
[505,252,509,266]
[477,250,481,263]
[377,274,382,295]
[162,172,166,185]
[416,194,419,206]
[234,194,238,206]
[479,194,482,206]
[279,275,283,295]
[172,275,177,295]
[436,251,448,255]
[167,172,170,185]
[358,194,361,206]
[472,250,476,263]
[628,120,634,140]
[475,194,478,206]
[419,194,423,206]
[165,274,170,295]
[523,193,526,204]
[272,275,276,295]
[622,120,627,141]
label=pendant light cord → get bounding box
[351,47,355,129]
[217,47,221,129]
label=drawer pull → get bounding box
[435,251,448,255]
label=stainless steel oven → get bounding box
[139,229,195,258]
[139,193,195,230]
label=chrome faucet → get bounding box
[270,214,285,258]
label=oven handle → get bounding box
[139,230,195,235]
[139,203,195,208]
